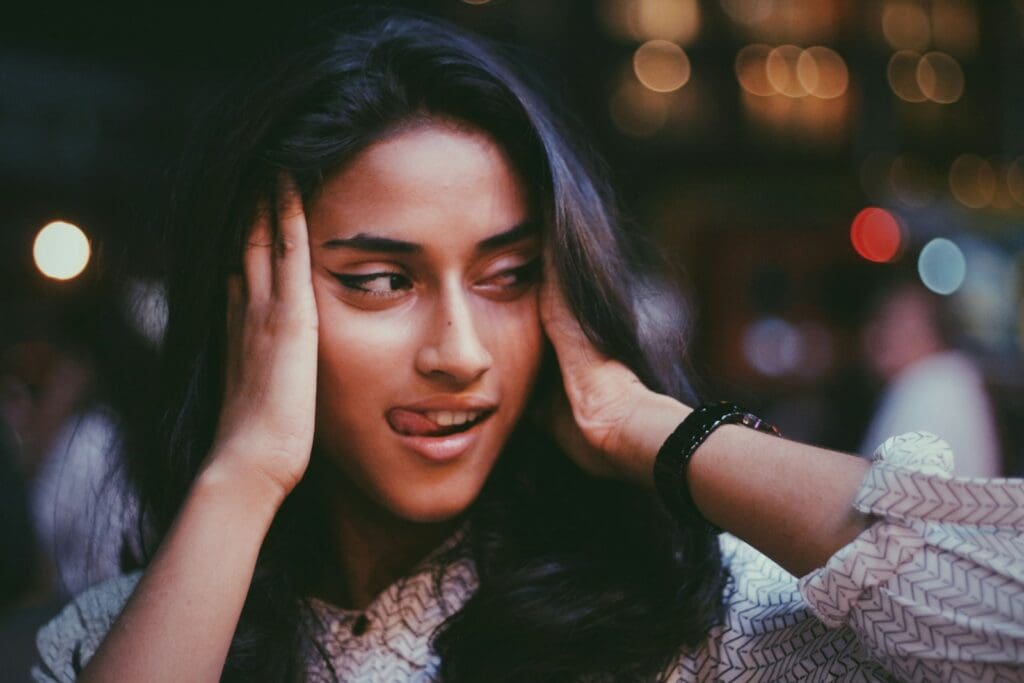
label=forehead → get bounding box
[306,123,531,248]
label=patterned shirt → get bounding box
[33,432,1024,682]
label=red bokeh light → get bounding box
[850,207,902,262]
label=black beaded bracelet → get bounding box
[653,402,780,535]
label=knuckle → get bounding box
[278,236,297,252]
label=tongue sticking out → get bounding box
[387,409,453,437]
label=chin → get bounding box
[383,480,482,524]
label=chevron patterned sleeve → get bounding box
[797,430,1024,682]
[31,572,141,682]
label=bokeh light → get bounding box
[600,0,701,43]
[633,40,691,92]
[635,0,701,43]
[742,316,805,377]
[917,52,964,104]
[887,50,926,102]
[797,46,848,99]
[736,44,847,102]
[851,207,903,263]
[33,221,91,281]
[882,0,930,51]
[766,45,805,97]
[949,153,996,208]
[918,238,967,295]
[735,44,775,96]
[720,0,774,26]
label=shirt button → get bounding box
[351,614,370,636]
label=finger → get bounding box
[243,200,274,304]
[273,174,313,303]
[539,248,605,377]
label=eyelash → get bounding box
[333,259,541,300]
[334,272,412,298]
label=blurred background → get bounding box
[1,0,1022,676]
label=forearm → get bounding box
[632,394,871,578]
[689,425,870,576]
[80,456,283,683]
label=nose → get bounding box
[415,285,493,385]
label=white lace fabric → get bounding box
[33,431,1024,682]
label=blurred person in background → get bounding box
[860,267,1002,477]
[0,294,148,603]
[0,412,35,610]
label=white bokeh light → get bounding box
[742,317,805,377]
[33,221,91,281]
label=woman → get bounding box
[34,10,1024,682]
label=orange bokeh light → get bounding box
[850,207,903,263]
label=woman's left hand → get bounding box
[537,253,691,487]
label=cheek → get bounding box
[484,298,544,392]
[313,304,415,422]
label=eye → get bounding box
[333,272,413,298]
[478,258,541,294]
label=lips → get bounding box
[386,407,494,437]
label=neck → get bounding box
[311,462,461,611]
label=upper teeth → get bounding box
[424,410,482,427]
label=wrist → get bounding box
[654,403,780,534]
[195,450,289,522]
[618,391,692,489]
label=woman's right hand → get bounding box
[206,178,319,503]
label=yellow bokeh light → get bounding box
[882,1,930,51]
[720,0,774,26]
[600,0,700,43]
[797,46,848,99]
[633,40,691,93]
[887,50,926,102]
[735,44,775,96]
[949,154,996,209]
[33,221,91,281]
[635,0,701,43]
[766,45,805,98]
[917,51,964,104]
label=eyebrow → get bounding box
[320,220,539,255]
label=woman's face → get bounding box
[305,122,544,523]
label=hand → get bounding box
[206,178,319,502]
[538,252,690,487]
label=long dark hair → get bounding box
[125,9,726,682]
